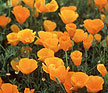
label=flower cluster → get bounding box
[0,0,108,92]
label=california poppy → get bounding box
[18,29,36,44]
[34,31,57,45]
[44,20,56,31]
[12,5,30,24]
[24,88,35,93]
[7,32,19,46]
[0,16,11,28]
[33,10,39,18]
[49,65,70,83]
[83,19,104,35]
[10,24,20,33]
[34,0,58,13]
[94,34,101,43]
[43,57,64,73]
[60,6,77,11]
[18,58,38,74]
[100,2,108,13]
[94,0,107,9]
[0,83,19,93]
[37,48,54,62]
[85,76,104,93]
[97,64,108,77]
[22,0,35,8]
[45,0,59,12]
[64,72,75,93]
[71,72,88,90]
[11,0,21,7]
[59,34,74,51]
[43,57,69,83]
[58,9,79,24]
[72,29,84,43]
[43,38,60,52]
[65,23,76,37]
[70,50,82,66]
[11,58,19,72]
[83,34,93,51]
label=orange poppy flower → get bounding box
[43,57,64,73]
[83,19,104,35]
[0,77,3,88]
[37,48,54,62]
[12,5,30,24]
[18,29,36,44]
[70,50,82,66]
[65,23,76,37]
[34,0,47,12]
[7,32,19,46]
[101,2,108,13]
[33,10,39,18]
[18,58,38,74]
[10,24,20,33]
[0,83,19,93]
[45,0,59,12]
[83,32,88,41]
[57,32,70,39]
[72,29,84,43]
[59,35,74,51]
[44,20,56,31]
[85,76,104,93]
[24,88,35,93]
[34,31,57,45]
[43,57,69,83]
[49,65,70,83]
[94,0,107,9]
[0,16,11,28]
[94,34,101,43]
[22,0,35,8]
[60,6,77,11]
[43,38,60,52]
[64,72,75,93]
[11,0,21,7]
[71,72,88,91]
[83,34,93,51]
[97,64,108,77]
[58,9,79,24]
[34,0,58,13]
[11,58,19,72]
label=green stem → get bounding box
[27,75,30,87]
[65,51,68,67]
[0,44,5,51]
[91,47,94,63]
[87,65,97,74]
[55,77,66,93]
[85,49,87,63]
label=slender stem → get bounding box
[27,75,30,88]
[87,65,97,74]
[65,51,68,67]
[0,44,5,51]
[55,77,66,93]
[85,49,88,63]
[84,49,88,72]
